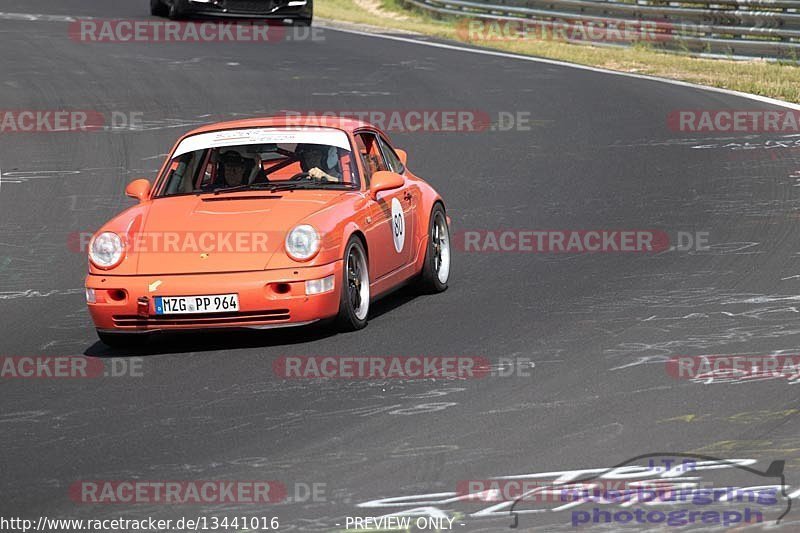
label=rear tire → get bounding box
[167,0,185,20]
[97,331,148,348]
[417,203,450,293]
[336,236,369,331]
[150,0,168,17]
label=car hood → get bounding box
[130,191,343,275]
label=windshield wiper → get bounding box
[265,182,319,192]
[271,182,358,192]
[212,183,274,195]
[212,180,356,195]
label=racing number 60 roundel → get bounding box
[391,197,405,253]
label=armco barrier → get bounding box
[399,0,800,60]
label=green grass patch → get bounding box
[317,0,800,104]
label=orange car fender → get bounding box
[340,220,367,258]
[308,195,369,262]
[303,218,365,266]
[87,204,151,276]
[420,185,447,270]
[411,178,445,241]
[262,202,367,270]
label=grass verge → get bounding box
[316,0,800,104]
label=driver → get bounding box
[296,144,340,182]
[218,149,263,187]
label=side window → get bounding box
[354,132,388,187]
[377,136,405,174]
[163,151,203,195]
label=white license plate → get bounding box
[154,294,239,315]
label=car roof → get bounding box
[181,116,383,139]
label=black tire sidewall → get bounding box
[337,237,369,330]
[421,204,449,292]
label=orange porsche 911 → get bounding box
[85,117,451,346]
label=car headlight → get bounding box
[285,224,320,261]
[89,231,125,269]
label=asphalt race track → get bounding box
[2,1,800,531]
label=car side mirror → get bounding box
[396,149,408,166]
[369,171,404,200]
[125,178,152,202]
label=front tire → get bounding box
[294,0,313,26]
[417,203,450,293]
[97,331,148,348]
[336,236,370,331]
[150,0,168,17]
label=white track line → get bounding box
[1,11,796,111]
[324,24,800,112]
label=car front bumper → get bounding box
[86,262,340,333]
[181,0,312,20]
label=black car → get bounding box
[150,0,313,26]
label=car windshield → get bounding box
[157,128,360,196]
